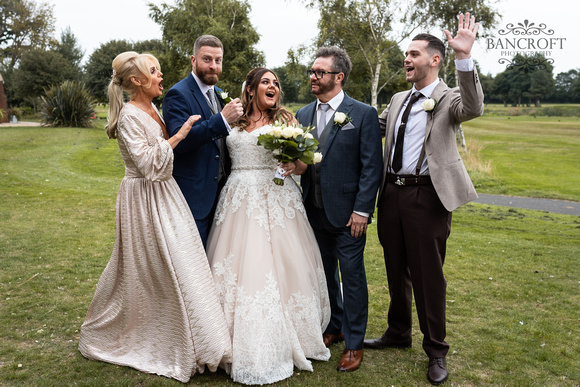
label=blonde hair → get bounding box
[105,51,160,139]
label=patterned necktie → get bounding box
[317,103,329,137]
[206,88,218,114]
[392,92,421,173]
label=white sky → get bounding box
[50,0,576,76]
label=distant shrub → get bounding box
[40,81,96,127]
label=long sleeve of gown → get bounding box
[117,112,173,182]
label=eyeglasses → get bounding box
[307,69,340,79]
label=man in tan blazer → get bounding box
[364,13,484,385]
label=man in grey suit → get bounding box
[363,13,484,385]
[296,47,382,372]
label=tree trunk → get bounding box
[370,61,381,110]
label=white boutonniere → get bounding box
[334,112,352,128]
[219,91,232,103]
[421,98,437,112]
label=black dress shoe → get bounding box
[427,357,448,385]
[363,333,411,349]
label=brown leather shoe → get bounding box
[337,349,363,372]
[322,332,344,348]
[363,332,412,349]
[427,357,448,385]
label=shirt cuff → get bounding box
[354,211,369,218]
[455,57,474,72]
[220,113,231,132]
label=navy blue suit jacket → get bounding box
[163,73,228,220]
[296,93,383,228]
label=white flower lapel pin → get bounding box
[334,112,352,128]
[421,98,437,112]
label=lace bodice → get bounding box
[228,125,278,172]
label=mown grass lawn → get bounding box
[0,114,578,386]
[463,115,580,201]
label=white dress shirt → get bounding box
[316,90,345,127]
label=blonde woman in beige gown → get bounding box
[78,52,232,383]
[207,68,331,385]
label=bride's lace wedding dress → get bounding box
[207,125,331,385]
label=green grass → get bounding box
[462,115,580,201]
[1,114,579,386]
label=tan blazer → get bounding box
[378,69,484,212]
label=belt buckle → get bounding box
[395,176,405,186]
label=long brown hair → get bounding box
[237,67,293,131]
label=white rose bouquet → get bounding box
[257,121,323,185]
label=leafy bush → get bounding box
[39,81,96,127]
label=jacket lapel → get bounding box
[424,81,449,141]
[323,94,354,153]
[187,74,213,119]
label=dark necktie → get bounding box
[392,92,421,173]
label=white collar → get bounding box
[317,89,344,111]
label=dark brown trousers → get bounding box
[377,180,452,358]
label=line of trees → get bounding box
[2,0,578,122]
[479,54,580,106]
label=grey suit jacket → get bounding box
[378,69,484,212]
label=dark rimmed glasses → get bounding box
[307,69,340,79]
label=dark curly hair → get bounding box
[237,67,293,131]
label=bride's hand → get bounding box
[281,160,307,177]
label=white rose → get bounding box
[281,127,295,139]
[220,92,228,99]
[313,152,323,163]
[304,133,314,139]
[421,98,436,112]
[334,112,347,124]
[292,127,304,139]
[270,127,283,138]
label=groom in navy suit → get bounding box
[296,47,382,372]
[164,35,243,247]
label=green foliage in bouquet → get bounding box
[39,81,96,128]
[257,121,323,185]
[256,122,322,165]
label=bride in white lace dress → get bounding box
[207,68,331,385]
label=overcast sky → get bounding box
[50,0,576,76]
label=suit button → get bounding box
[215,155,220,160]
[214,177,218,181]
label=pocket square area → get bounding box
[342,122,355,130]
